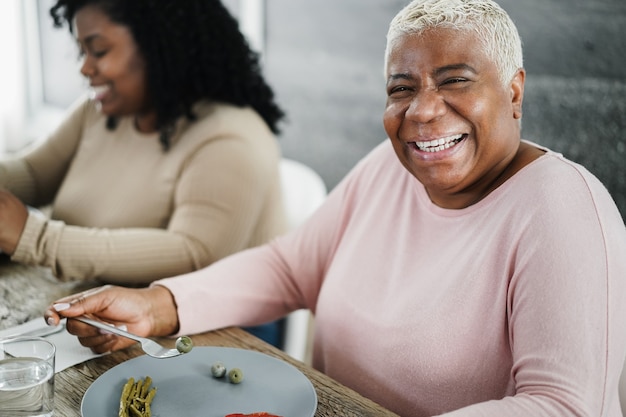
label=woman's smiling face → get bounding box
[383,27,525,209]
[74,5,151,121]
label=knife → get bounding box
[1,323,65,340]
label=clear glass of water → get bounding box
[0,336,55,417]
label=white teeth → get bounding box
[88,85,110,100]
[414,134,463,152]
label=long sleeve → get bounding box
[157,141,626,417]
[0,97,87,206]
[434,158,626,417]
[8,98,286,284]
[156,206,337,333]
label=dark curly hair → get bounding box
[50,0,285,149]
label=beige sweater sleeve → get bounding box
[0,98,87,206]
[10,100,287,284]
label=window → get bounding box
[0,0,264,153]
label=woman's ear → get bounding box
[510,68,525,120]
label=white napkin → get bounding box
[0,318,104,373]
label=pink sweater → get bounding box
[158,140,626,417]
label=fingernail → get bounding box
[47,317,55,326]
[117,324,128,332]
[53,303,71,311]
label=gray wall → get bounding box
[263,0,626,222]
[30,0,626,221]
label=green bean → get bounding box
[145,387,157,403]
[134,379,143,398]
[129,404,142,417]
[119,376,157,417]
[145,387,156,415]
[119,378,134,417]
[140,376,152,398]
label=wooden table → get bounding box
[0,260,400,416]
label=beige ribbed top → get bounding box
[0,97,287,284]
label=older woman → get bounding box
[45,0,626,416]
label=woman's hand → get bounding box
[0,189,28,254]
[43,284,180,354]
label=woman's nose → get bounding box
[406,89,446,123]
[79,55,95,78]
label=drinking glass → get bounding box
[0,336,56,417]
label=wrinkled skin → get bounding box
[384,28,543,209]
[43,284,179,354]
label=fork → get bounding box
[75,316,183,359]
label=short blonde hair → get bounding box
[385,0,523,85]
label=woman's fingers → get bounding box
[65,313,137,353]
[73,330,134,354]
[44,285,113,326]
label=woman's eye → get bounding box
[388,86,409,96]
[77,49,107,60]
[443,78,467,85]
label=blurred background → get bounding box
[1,0,625,220]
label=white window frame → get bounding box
[22,0,75,148]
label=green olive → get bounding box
[175,336,193,354]
[211,361,226,378]
[227,367,244,384]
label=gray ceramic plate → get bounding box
[81,346,317,417]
